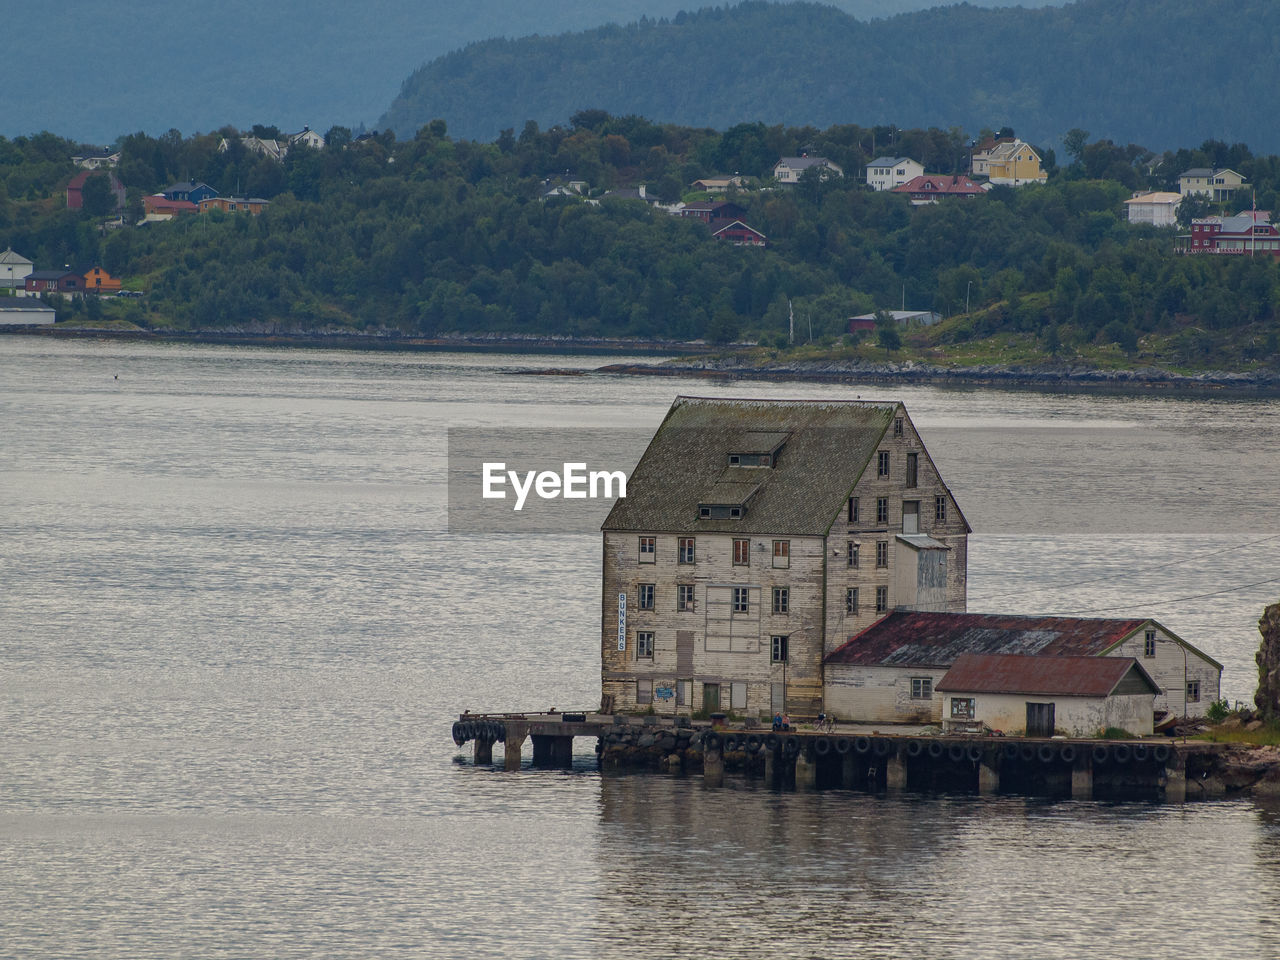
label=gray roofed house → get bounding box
[773,156,843,185]
[0,248,34,289]
[865,156,923,191]
[0,297,56,325]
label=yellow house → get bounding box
[983,139,1047,186]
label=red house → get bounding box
[1188,211,1280,257]
[892,174,984,205]
[25,270,83,293]
[66,171,125,211]
[708,218,766,247]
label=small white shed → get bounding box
[936,653,1160,737]
[0,298,55,325]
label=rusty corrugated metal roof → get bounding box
[936,653,1160,698]
[825,611,1147,667]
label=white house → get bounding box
[1125,191,1182,226]
[0,248,34,290]
[936,653,1160,737]
[773,156,843,185]
[823,611,1220,724]
[865,156,923,192]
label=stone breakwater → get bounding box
[597,358,1280,395]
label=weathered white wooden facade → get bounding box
[600,397,970,719]
[824,612,1221,723]
[936,653,1160,737]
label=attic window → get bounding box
[729,455,741,466]
[699,506,711,519]
[730,507,742,519]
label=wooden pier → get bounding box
[453,712,1229,802]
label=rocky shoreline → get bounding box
[596,356,1280,396]
[8,326,1280,394]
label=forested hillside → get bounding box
[3,115,1279,371]
[382,0,1280,150]
[5,0,1061,143]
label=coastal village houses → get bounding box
[600,397,1222,729]
[970,138,1047,186]
[1186,210,1280,258]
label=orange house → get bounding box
[81,266,123,293]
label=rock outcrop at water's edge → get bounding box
[1256,602,1280,721]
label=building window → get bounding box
[911,677,932,700]
[772,587,789,615]
[771,635,789,663]
[876,541,888,568]
[730,682,747,711]
[906,452,918,488]
[935,496,947,522]
[638,583,655,610]
[878,451,890,477]
[637,679,653,704]
[639,537,655,562]
[676,679,690,706]
[678,584,695,611]
[848,497,859,522]
[732,587,749,614]
[678,538,695,564]
[845,587,858,615]
[733,539,750,566]
[773,540,789,568]
[636,631,654,659]
[876,497,888,524]
[876,585,888,612]
[729,455,741,466]
[951,697,975,719]
[699,506,711,519]
[1144,630,1156,657]
[1187,680,1201,703]
[894,417,904,437]
[847,542,859,567]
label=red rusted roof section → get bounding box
[936,653,1159,697]
[824,611,1147,667]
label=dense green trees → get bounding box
[1,116,1278,366]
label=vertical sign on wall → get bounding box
[617,592,627,651]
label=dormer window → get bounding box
[699,506,711,519]
[698,503,747,520]
[729,455,741,466]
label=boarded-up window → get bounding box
[637,679,653,704]
[906,453,918,488]
[730,682,747,710]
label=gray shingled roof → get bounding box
[602,396,895,535]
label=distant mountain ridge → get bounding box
[380,0,1280,152]
[1,0,1061,144]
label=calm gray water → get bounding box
[3,337,1280,958]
